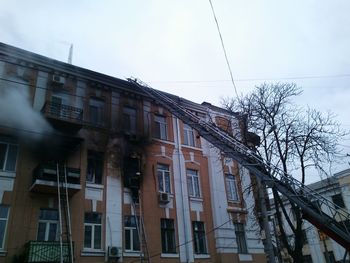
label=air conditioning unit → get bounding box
[108,246,119,259]
[52,75,65,84]
[158,192,170,204]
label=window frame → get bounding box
[122,106,137,134]
[183,124,195,147]
[36,209,59,242]
[124,216,140,252]
[0,205,9,249]
[234,223,248,254]
[89,98,105,126]
[192,221,207,254]
[0,137,18,173]
[86,150,104,185]
[161,218,176,254]
[154,115,168,140]
[187,169,201,198]
[84,212,102,251]
[157,164,171,193]
[225,174,239,201]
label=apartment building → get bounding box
[270,169,350,263]
[0,43,266,263]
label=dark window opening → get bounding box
[123,107,137,134]
[193,221,207,254]
[331,194,345,209]
[161,218,176,253]
[87,151,104,184]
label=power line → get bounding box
[208,0,239,97]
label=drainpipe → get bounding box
[175,117,190,262]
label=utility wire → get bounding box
[208,0,239,97]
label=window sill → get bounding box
[86,183,104,189]
[189,197,203,202]
[181,144,202,151]
[194,254,210,259]
[161,253,179,258]
[0,250,7,256]
[81,249,105,257]
[0,171,16,178]
[238,253,252,261]
[153,138,175,145]
[123,251,143,257]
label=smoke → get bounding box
[0,77,53,141]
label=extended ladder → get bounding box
[128,78,350,251]
[56,163,74,263]
[130,192,151,262]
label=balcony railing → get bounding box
[30,163,81,194]
[24,241,73,263]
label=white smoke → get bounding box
[0,76,53,140]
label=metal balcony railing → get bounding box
[33,163,80,185]
[42,101,83,123]
[25,241,73,263]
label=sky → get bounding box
[1,0,350,180]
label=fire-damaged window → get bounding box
[193,221,207,254]
[331,193,346,209]
[84,212,102,250]
[87,151,104,184]
[124,216,140,252]
[89,98,105,126]
[157,164,171,193]
[153,115,167,140]
[0,136,18,173]
[161,218,176,253]
[37,209,59,242]
[123,106,137,134]
[0,205,9,249]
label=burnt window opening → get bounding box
[153,115,167,140]
[123,156,141,202]
[123,107,137,134]
[87,151,104,184]
[89,98,105,126]
[331,193,345,209]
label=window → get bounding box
[37,209,59,241]
[0,136,18,172]
[123,107,137,134]
[302,255,313,263]
[323,251,336,263]
[124,216,140,252]
[84,213,102,250]
[302,229,308,244]
[331,194,345,209]
[157,164,171,193]
[225,174,239,201]
[0,205,9,249]
[153,115,167,140]
[192,221,207,254]
[161,219,176,253]
[89,98,105,126]
[234,223,248,254]
[187,169,200,197]
[87,151,104,184]
[183,124,195,146]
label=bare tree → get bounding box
[222,83,347,263]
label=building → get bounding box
[270,169,350,263]
[0,42,266,263]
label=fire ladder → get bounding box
[56,163,74,263]
[128,78,350,251]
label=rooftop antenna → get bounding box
[68,44,73,64]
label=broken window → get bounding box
[87,151,104,184]
[331,193,345,209]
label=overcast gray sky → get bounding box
[1,0,350,178]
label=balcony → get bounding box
[30,163,81,195]
[42,101,83,132]
[24,241,73,263]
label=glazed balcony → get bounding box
[41,101,83,132]
[30,163,81,195]
[24,241,73,263]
